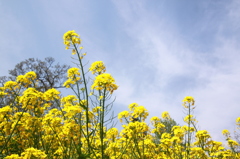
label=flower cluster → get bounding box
[1,75,240,159]
[5,147,47,159]
[63,67,81,88]
[63,30,81,50]
[89,61,106,75]
[16,71,37,88]
[182,96,195,108]
[118,103,149,123]
[91,73,118,94]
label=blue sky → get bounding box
[1,0,240,143]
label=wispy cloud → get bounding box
[112,0,240,142]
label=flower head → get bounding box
[161,111,170,119]
[91,73,118,94]
[182,96,195,103]
[89,61,106,75]
[236,117,240,126]
[182,96,195,107]
[63,30,81,50]
[24,71,37,80]
[63,67,81,88]
[222,129,230,136]
[4,81,19,90]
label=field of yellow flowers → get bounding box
[0,30,240,159]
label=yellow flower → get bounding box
[91,73,118,94]
[24,71,37,80]
[128,103,138,111]
[61,95,78,104]
[132,106,149,120]
[21,147,47,159]
[89,61,106,75]
[93,106,102,113]
[19,87,44,110]
[80,100,87,107]
[106,128,118,139]
[236,117,240,125]
[183,115,197,124]
[0,106,12,114]
[43,88,60,101]
[0,91,7,96]
[4,154,20,159]
[4,81,19,90]
[222,129,230,136]
[16,75,25,82]
[151,116,164,129]
[182,125,195,132]
[182,96,195,104]
[63,30,81,50]
[67,67,80,78]
[72,49,76,55]
[150,116,160,122]
[161,111,170,119]
[118,110,130,122]
[195,130,211,139]
[118,111,129,119]
[228,139,239,147]
[63,79,75,88]
[63,104,82,118]
[15,71,37,88]
[63,67,81,87]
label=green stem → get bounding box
[187,103,191,159]
[100,88,107,159]
[73,43,91,155]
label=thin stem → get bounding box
[187,103,191,159]
[100,88,107,159]
[73,43,91,154]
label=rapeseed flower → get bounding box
[182,96,195,106]
[43,88,60,101]
[15,71,37,88]
[91,73,118,94]
[236,117,240,126]
[161,111,170,119]
[21,147,47,159]
[67,67,80,78]
[4,81,19,90]
[89,61,106,75]
[24,71,37,80]
[118,110,130,122]
[150,116,160,122]
[63,67,81,88]
[106,128,118,139]
[132,105,149,121]
[63,30,81,50]
[222,129,230,136]
[184,115,196,124]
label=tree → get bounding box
[0,57,70,92]
[153,116,179,144]
[0,57,70,108]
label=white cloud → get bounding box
[111,0,240,142]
